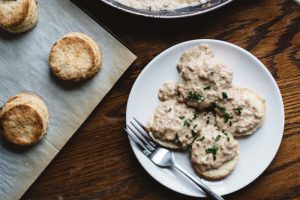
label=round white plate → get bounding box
[126,39,284,197]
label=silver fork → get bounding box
[125,118,224,200]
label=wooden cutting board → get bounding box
[0,1,136,199]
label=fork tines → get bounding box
[124,118,157,156]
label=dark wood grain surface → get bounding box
[22,0,300,199]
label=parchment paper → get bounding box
[0,1,136,199]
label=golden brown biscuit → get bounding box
[193,154,239,180]
[0,0,38,33]
[0,92,49,146]
[215,88,265,137]
[190,126,239,180]
[49,32,102,81]
[147,100,204,150]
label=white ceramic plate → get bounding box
[126,39,284,197]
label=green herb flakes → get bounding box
[215,135,221,142]
[206,145,218,160]
[222,92,228,99]
[234,106,243,115]
[193,112,198,119]
[188,144,192,152]
[187,91,205,102]
[184,120,191,127]
[224,112,233,123]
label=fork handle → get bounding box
[174,164,224,200]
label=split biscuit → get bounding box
[0,0,38,33]
[0,92,49,146]
[147,100,210,150]
[49,32,102,82]
[190,126,239,180]
[215,88,265,137]
[176,44,233,110]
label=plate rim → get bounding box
[100,0,234,19]
[126,39,285,197]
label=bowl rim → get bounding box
[100,0,234,19]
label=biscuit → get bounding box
[0,92,49,145]
[67,32,102,76]
[0,0,38,33]
[49,32,102,81]
[176,44,233,110]
[190,126,239,180]
[147,100,206,150]
[149,132,181,150]
[193,154,239,180]
[215,88,265,137]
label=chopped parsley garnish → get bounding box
[193,112,198,119]
[179,115,185,119]
[188,144,192,152]
[229,121,232,127]
[193,124,198,129]
[215,135,221,142]
[183,120,191,127]
[223,112,233,123]
[222,92,228,99]
[204,85,211,90]
[168,108,172,112]
[217,106,226,113]
[197,136,205,141]
[187,91,205,102]
[227,137,230,142]
[206,145,218,160]
[217,106,233,123]
[234,106,243,115]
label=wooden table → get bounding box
[22,0,300,199]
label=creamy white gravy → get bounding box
[148,100,215,148]
[148,43,264,174]
[191,126,239,171]
[215,88,265,136]
[117,0,209,11]
[177,44,233,109]
[158,81,178,101]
